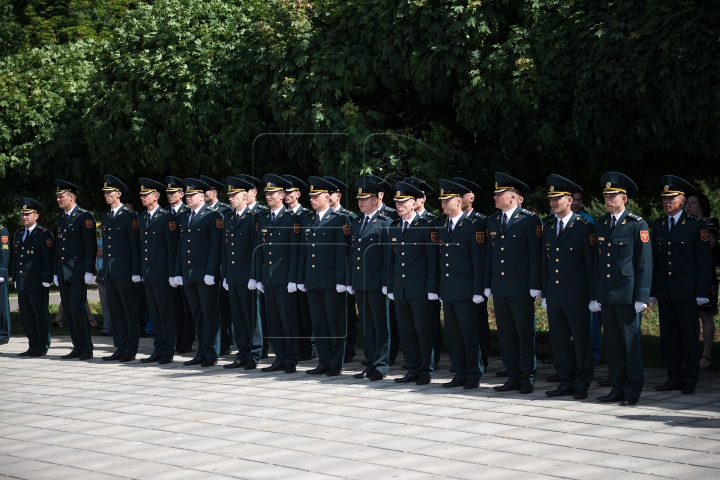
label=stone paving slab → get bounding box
[1,336,719,479]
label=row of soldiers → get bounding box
[3,170,711,406]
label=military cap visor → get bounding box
[659,175,693,197]
[225,176,256,194]
[362,174,393,194]
[282,174,307,192]
[493,172,529,194]
[354,179,382,199]
[102,175,129,193]
[138,178,165,195]
[164,176,185,192]
[199,175,226,192]
[263,174,290,192]
[437,179,470,199]
[183,177,210,195]
[18,197,43,214]
[546,174,583,198]
[392,181,423,201]
[600,171,638,197]
[237,174,262,189]
[55,179,81,195]
[307,176,338,196]
[403,177,433,195]
[323,176,349,192]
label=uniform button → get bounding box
[313,233,316,236]
[269,261,272,265]
[357,248,361,251]
[607,243,611,246]
[668,252,671,255]
[501,260,504,263]
[231,252,234,255]
[144,258,148,261]
[668,242,671,245]
[446,273,449,277]
[555,269,558,273]
[188,250,190,253]
[501,272,505,275]
[312,244,315,247]
[62,247,65,250]
[401,252,405,255]
[668,262,671,265]
[607,264,610,267]
[446,263,449,267]
[500,247,504,251]
[402,274,406,278]
[108,254,111,257]
[501,235,505,239]
[607,253,610,257]
[312,254,315,257]
[401,242,404,246]
[232,261,235,264]
[145,249,148,252]
[555,259,559,263]
[61,257,64,260]
[556,248,559,251]
[668,272,672,275]
[357,257,360,260]
[268,252,271,255]
[606,274,610,278]
[312,265,315,268]
[357,267,360,270]
[556,280,559,284]
[231,243,234,246]
[445,254,448,257]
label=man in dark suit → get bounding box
[165,176,195,354]
[347,179,393,380]
[387,182,439,385]
[53,179,96,360]
[650,175,711,395]
[14,198,54,356]
[137,179,179,364]
[541,175,596,400]
[100,175,142,362]
[221,176,263,371]
[253,174,301,373]
[485,173,542,394]
[173,178,224,367]
[595,172,652,406]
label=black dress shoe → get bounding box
[519,384,533,394]
[176,346,192,354]
[103,352,123,361]
[598,379,612,387]
[306,365,330,375]
[368,370,386,381]
[30,350,47,357]
[546,386,574,397]
[597,393,624,403]
[655,381,682,392]
[79,352,93,360]
[682,386,696,395]
[184,357,205,366]
[119,353,135,362]
[158,355,173,364]
[416,375,431,385]
[394,374,419,383]
[360,360,369,366]
[494,381,519,392]
[284,364,297,373]
[463,379,480,390]
[140,353,162,363]
[223,359,247,369]
[61,350,82,359]
[219,349,233,356]
[546,374,560,382]
[261,352,269,359]
[18,350,33,357]
[298,353,313,361]
[443,378,466,388]
[495,370,508,377]
[326,367,342,376]
[244,360,257,370]
[353,371,368,379]
[344,354,355,363]
[621,395,639,406]
[261,363,284,372]
[573,389,588,400]
[201,358,218,367]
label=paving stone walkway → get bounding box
[1,336,720,479]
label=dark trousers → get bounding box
[106,277,140,355]
[297,290,314,358]
[475,302,491,367]
[357,289,390,375]
[345,293,359,360]
[602,303,644,397]
[659,299,700,388]
[219,286,233,352]
[547,304,594,390]
[389,299,399,364]
[135,281,148,332]
[145,280,176,356]
[58,278,93,354]
[228,284,263,363]
[308,289,346,368]
[173,285,195,349]
[395,297,435,377]
[264,285,299,366]
[430,300,442,366]
[260,291,269,357]
[18,289,50,353]
[444,299,483,381]
[184,281,220,361]
[494,294,536,385]
[0,282,8,343]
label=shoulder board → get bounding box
[425,211,438,218]
[159,207,169,214]
[542,215,554,225]
[626,213,642,221]
[575,215,589,224]
[377,214,389,221]
[473,211,487,219]
[418,216,432,224]
[520,208,536,216]
[77,207,88,213]
[15,228,23,235]
[686,213,701,221]
[467,217,477,224]
[489,211,501,219]
[598,212,611,221]
[392,220,402,227]
[257,205,269,211]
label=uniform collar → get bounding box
[111,204,123,216]
[556,211,573,226]
[668,210,683,224]
[235,206,248,217]
[271,205,284,216]
[449,212,463,226]
[315,207,330,221]
[147,206,160,217]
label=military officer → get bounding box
[13,198,54,356]
[0,220,9,345]
[435,180,486,388]
[173,178,224,367]
[485,173,542,394]
[138,178,178,364]
[252,174,301,373]
[347,179,393,380]
[200,175,234,356]
[221,176,263,371]
[541,175,596,400]
[165,176,195,354]
[298,177,351,376]
[53,180,96,359]
[282,174,315,361]
[387,182,439,385]
[324,176,360,363]
[595,172,652,406]
[650,175,711,395]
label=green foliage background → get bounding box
[1,0,719,229]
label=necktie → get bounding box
[448,219,453,234]
[315,214,320,227]
[361,216,370,231]
[109,210,115,220]
[146,213,150,229]
[502,213,507,230]
[22,229,28,242]
[670,216,675,232]
[188,210,195,225]
[610,215,616,231]
[558,219,564,237]
[271,212,277,224]
[402,221,408,234]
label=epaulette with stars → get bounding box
[626,213,642,222]
[686,213,702,222]
[377,214,389,221]
[77,207,88,214]
[519,208,537,217]
[489,211,501,220]
[542,215,555,225]
[574,215,589,224]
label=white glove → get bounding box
[132,275,141,283]
[84,272,94,284]
[248,279,257,290]
[336,284,347,293]
[169,277,177,288]
[14,281,17,289]
[697,298,710,306]
[174,276,184,286]
[204,275,215,286]
[382,286,388,295]
[483,288,493,299]
[346,286,354,295]
[589,300,601,312]
[53,275,59,286]
[42,282,51,288]
[257,282,264,293]
[472,295,485,304]
[634,301,647,314]
[223,279,229,291]
[0,278,4,283]
[428,293,439,301]
[388,293,394,300]
[541,298,547,309]
[288,282,297,293]
[648,297,657,304]
[530,289,542,298]
[298,284,307,292]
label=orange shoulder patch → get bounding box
[640,230,649,243]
